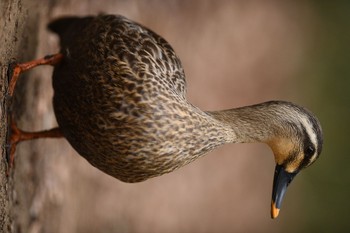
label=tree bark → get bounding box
[0,0,46,232]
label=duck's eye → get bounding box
[305,145,315,157]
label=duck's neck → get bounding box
[207,102,286,144]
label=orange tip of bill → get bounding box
[271,201,280,219]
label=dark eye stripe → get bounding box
[290,102,323,157]
[299,125,314,169]
[301,106,323,157]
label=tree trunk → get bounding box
[1,1,43,232]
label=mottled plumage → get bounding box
[49,15,228,182]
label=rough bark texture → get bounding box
[1,1,42,232]
[0,1,314,232]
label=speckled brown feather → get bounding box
[49,15,232,182]
[48,15,323,183]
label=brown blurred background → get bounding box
[1,1,349,233]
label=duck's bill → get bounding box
[271,164,298,219]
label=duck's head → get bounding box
[265,101,323,218]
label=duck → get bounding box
[7,14,323,219]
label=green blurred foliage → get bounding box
[297,2,350,232]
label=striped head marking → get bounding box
[267,101,323,173]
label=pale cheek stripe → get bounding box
[299,116,317,150]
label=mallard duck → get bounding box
[7,14,323,219]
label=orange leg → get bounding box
[7,118,64,174]
[8,53,63,96]
[6,53,64,174]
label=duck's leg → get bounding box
[6,53,64,174]
[7,118,63,174]
[8,53,63,96]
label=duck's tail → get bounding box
[47,16,94,47]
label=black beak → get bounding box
[271,164,298,219]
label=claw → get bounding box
[6,115,20,175]
[7,62,15,84]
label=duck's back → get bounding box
[48,15,227,182]
[49,15,187,97]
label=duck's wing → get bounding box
[48,14,187,99]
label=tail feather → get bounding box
[48,16,94,47]
[48,17,82,36]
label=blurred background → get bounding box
[2,1,349,233]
